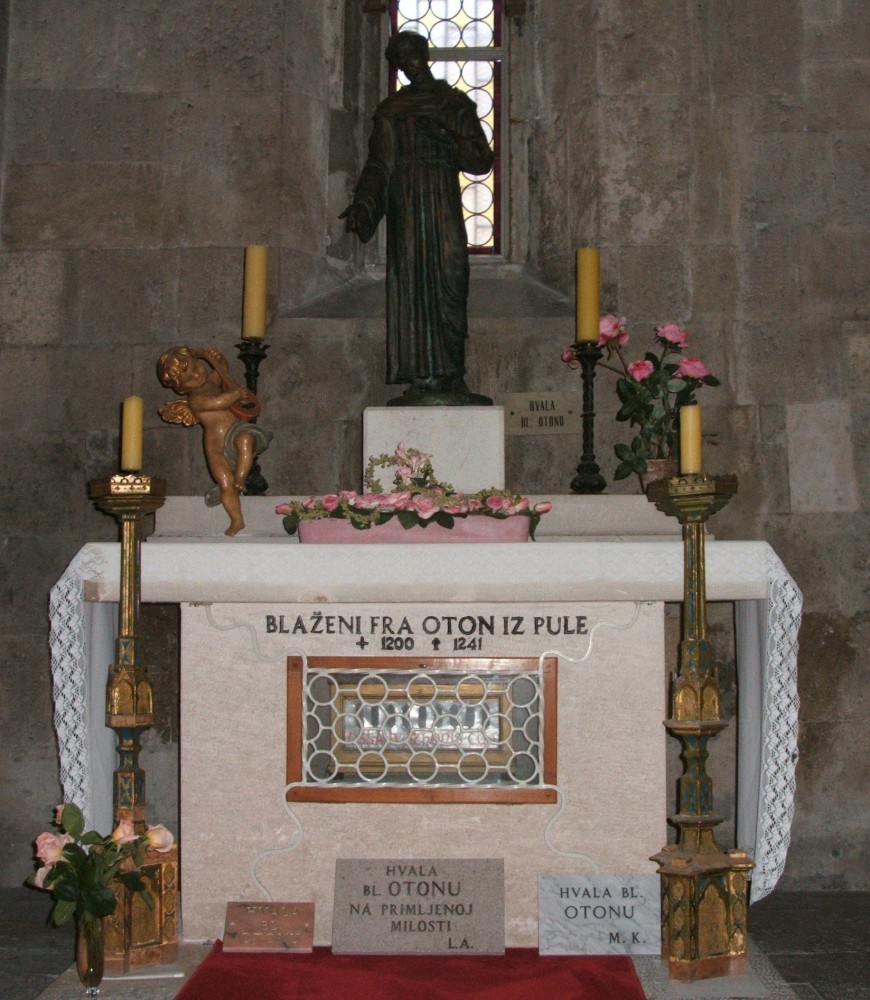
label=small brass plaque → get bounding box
[223,901,314,953]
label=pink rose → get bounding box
[381,491,412,511]
[301,496,318,510]
[321,494,340,512]
[628,359,655,381]
[677,357,711,379]
[32,864,56,890]
[485,495,510,512]
[466,499,483,511]
[411,495,439,519]
[509,497,530,514]
[561,347,576,363]
[534,501,553,514]
[339,490,357,500]
[145,824,174,853]
[655,322,689,346]
[274,503,291,515]
[599,315,628,346]
[53,805,64,824]
[111,819,137,845]
[35,832,70,866]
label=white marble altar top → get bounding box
[73,494,772,605]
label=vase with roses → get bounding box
[28,803,174,994]
[563,317,719,481]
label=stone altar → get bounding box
[50,495,800,947]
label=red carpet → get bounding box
[174,941,647,999]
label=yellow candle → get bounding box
[576,248,600,342]
[242,244,268,339]
[679,404,703,474]
[121,396,144,472]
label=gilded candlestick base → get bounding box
[104,845,179,973]
[647,471,753,981]
[654,845,753,981]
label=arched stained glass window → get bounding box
[391,0,503,255]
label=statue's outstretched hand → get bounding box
[339,203,366,234]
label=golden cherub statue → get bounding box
[157,346,271,536]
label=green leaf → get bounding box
[528,513,540,541]
[613,461,634,480]
[614,442,633,460]
[51,874,79,902]
[51,898,76,927]
[667,378,687,392]
[60,804,84,840]
[397,510,418,530]
[80,831,102,846]
[282,514,299,536]
[615,379,634,403]
[89,885,118,918]
[117,872,154,908]
[432,511,455,530]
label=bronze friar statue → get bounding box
[341,31,494,406]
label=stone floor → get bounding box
[1,888,866,1000]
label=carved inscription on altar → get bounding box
[538,875,660,955]
[223,901,314,953]
[332,859,504,955]
[265,607,589,655]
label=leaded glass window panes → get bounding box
[391,0,503,254]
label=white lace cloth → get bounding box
[49,538,801,903]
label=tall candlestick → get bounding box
[679,404,702,474]
[576,248,600,343]
[121,396,144,472]
[242,244,268,339]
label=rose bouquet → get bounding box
[29,803,174,929]
[562,317,719,479]
[277,443,552,539]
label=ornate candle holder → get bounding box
[646,472,753,982]
[236,337,270,495]
[88,473,179,972]
[568,341,606,494]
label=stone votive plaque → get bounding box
[223,901,314,953]
[538,875,660,955]
[332,859,504,955]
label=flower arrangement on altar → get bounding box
[29,803,174,928]
[276,443,552,539]
[562,317,719,480]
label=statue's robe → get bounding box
[351,79,494,388]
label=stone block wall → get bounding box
[0,0,866,892]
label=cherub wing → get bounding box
[159,400,198,427]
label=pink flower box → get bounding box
[297,516,530,544]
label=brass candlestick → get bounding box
[646,472,753,982]
[88,472,178,972]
